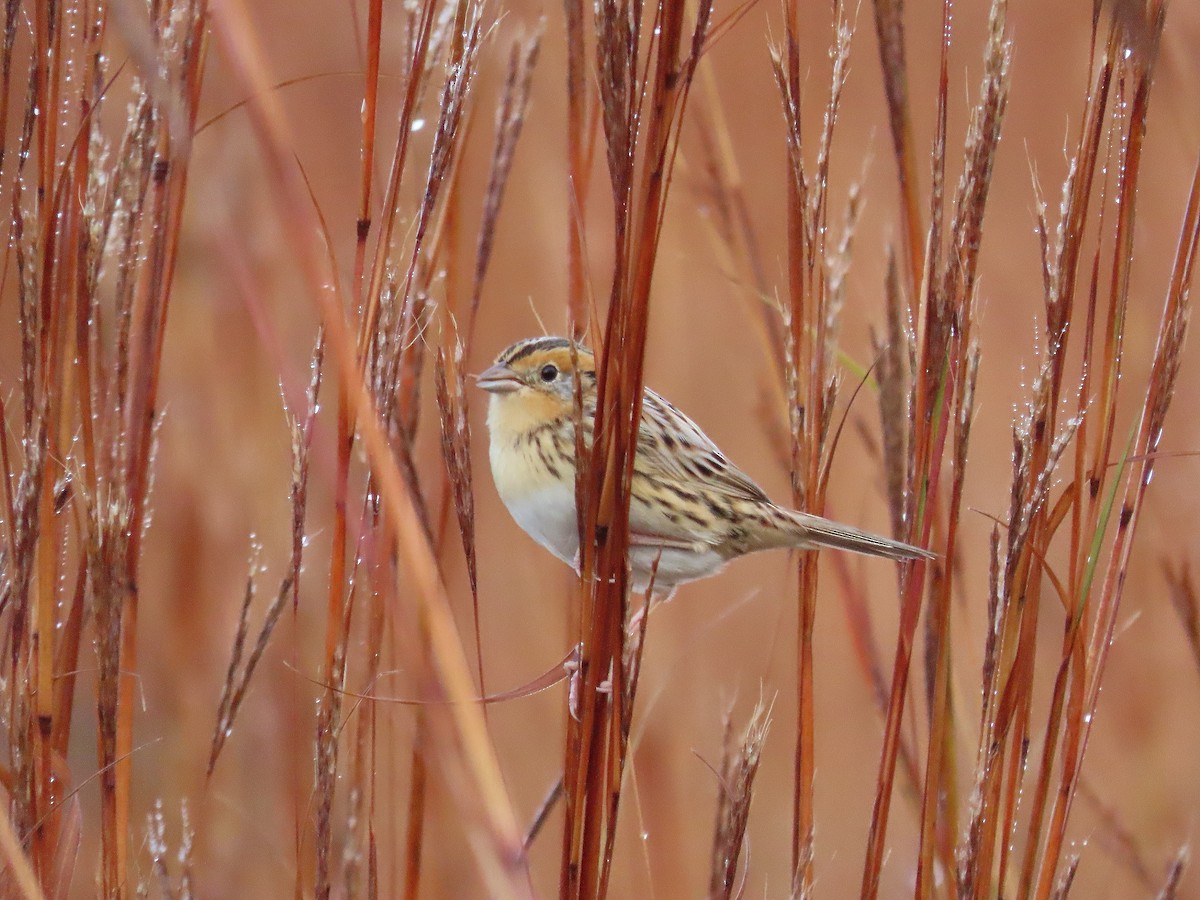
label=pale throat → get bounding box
[486,389,572,445]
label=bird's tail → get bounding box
[773,507,934,562]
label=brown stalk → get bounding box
[0,0,18,187]
[68,10,104,629]
[562,1,712,896]
[87,487,133,898]
[423,40,543,784]
[0,792,42,900]
[205,332,319,779]
[342,63,383,884]
[27,5,80,879]
[434,341,478,659]
[770,4,858,887]
[49,556,87,759]
[924,4,1009,891]
[916,343,978,898]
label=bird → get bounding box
[477,336,932,596]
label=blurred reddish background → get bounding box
[71,0,1200,895]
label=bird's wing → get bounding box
[636,388,771,503]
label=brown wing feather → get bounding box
[636,389,770,503]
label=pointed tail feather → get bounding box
[779,509,934,561]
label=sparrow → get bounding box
[478,336,931,595]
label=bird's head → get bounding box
[476,337,596,435]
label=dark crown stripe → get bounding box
[500,336,572,365]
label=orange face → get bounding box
[477,338,596,437]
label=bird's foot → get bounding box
[565,645,616,721]
[565,644,581,722]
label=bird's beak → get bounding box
[475,362,523,394]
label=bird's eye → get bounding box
[539,363,559,382]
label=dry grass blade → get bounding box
[957,10,1118,894]
[357,0,439,359]
[916,337,978,894]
